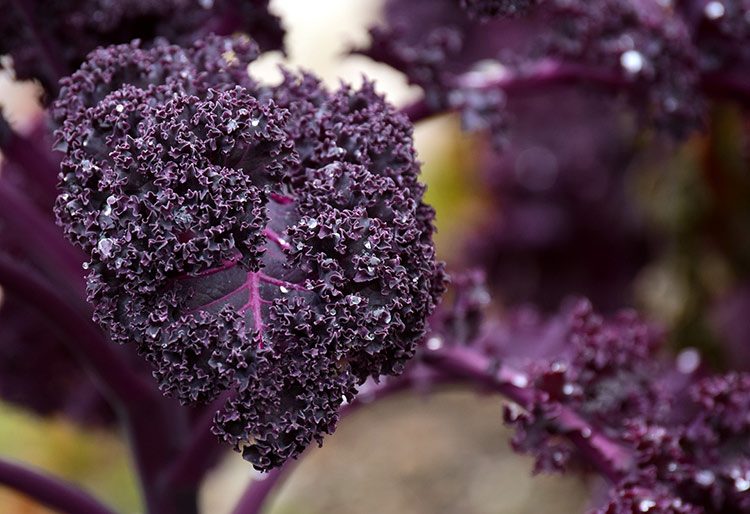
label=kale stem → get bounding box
[0,255,154,403]
[700,71,750,104]
[0,115,59,199]
[400,59,750,126]
[231,465,292,514]
[0,457,116,514]
[449,58,627,92]
[0,256,186,513]
[230,344,631,513]
[228,377,421,514]
[399,58,628,124]
[0,128,193,514]
[0,181,85,296]
[0,115,82,295]
[162,392,233,489]
[399,99,436,124]
[421,346,632,482]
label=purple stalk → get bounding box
[229,376,422,514]
[1,120,196,511]
[421,346,632,481]
[125,402,197,514]
[0,255,154,404]
[0,255,190,513]
[0,115,59,196]
[0,339,634,514]
[0,181,85,295]
[231,345,630,514]
[399,100,438,124]
[701,71,750,104]
[231,466,294,514]
[163,392,233,488]
[449,59,627,93]
[399,57,750,125]
[0,458,116,514]
[399,59,627,123]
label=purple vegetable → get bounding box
[364,0,750,140]
[462,88,652,311]
[0,0,283,97]
[53,35,446,470]
[0,118,118,426]
[1,2,750,514]
[459,0,540,19]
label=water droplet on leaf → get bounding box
[620,50,645,74]
[704,1,725,19]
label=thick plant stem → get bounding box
[0,182,85,295]
[701,71,750,104]
[0,458,116,514]
[229,376,424,514]
[448,59,627,93]
[399,59,626,123]
[0,126,192,512]
[125,402,195,514]
[0,256,154,404]
[0,116,82,297]
[231,466,294,514]
[400,57,750,126]
[0,115,59,197]
[0,121,196,514]
[399,99,437,124]
[0,256,189,513]
[163,393,232,489]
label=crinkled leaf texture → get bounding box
[53,35,445,470]
[433,275,750,514]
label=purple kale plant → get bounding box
[0,0,283,98]
[1,1,750,514]
[0,115,122,427]
[460,0,541,19]
[412,274,750,514]
[52,34,444,470]
[461,90,652,311]
[363,0,750,140]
